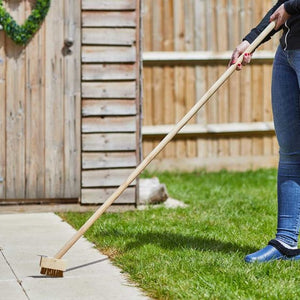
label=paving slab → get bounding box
[0,213,149,300]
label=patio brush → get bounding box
[40,21,276,277]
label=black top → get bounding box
[243,0,300,50]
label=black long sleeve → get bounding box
[243,1,284,44]
[285,0,300,14]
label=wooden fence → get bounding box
[142,0,280,171]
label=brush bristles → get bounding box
[40,267,64,277]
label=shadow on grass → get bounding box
[99,230,258,255]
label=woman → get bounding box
[229,0,300,263]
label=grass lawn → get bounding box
[60,169,300,299]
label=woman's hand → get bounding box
[228,40,252,71]
[270,4,290,30]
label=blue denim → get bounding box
[272,45,300,247]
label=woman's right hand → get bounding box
[228,40,252,71]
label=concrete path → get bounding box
[0,213,149,300]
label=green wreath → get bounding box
[0,0,51,45]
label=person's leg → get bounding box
[273,47,300,248]
[245,45,300,262]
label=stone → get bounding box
[139,178,168,204]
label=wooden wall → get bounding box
[81,0,141,204]
[0,0,81,201]
[142,0,279,171]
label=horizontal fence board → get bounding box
[82,99,137,116]
[82,152,137,169]
[146,156,279,173]
[82,168,136,187]
[82,81,136,98]
[143,51,275,65]
[81,187,136,204]
[82,133,136,151]
[142,122,275,137]
[82,28,136,46]
[82,0,136,11]
[82,64,136,81]
[82,117,136,133]
[82,46,136,63]
[82,11,136,27]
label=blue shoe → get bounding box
[245,239,300,263]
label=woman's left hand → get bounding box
[270,4,291,30]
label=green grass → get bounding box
[60,169,300,299]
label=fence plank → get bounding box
[5,1,26,199]
[82,117,136,133]
[0,30,5,198]
[44,0,65,198]
[82,169,136,187]
[82,11,136,27]
[82,64,136,81]
[63,0,81,198]
[82,46,136,63]
[82,81,136,98]
[82,28,136,46]
[82,152,137,169]
[25,6,45,198]
[82,133,136,151]
[81,187,136,204]
[82,0,136,10]
[82,100,136,116]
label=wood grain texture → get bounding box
[82,64,136,81]
[82,133,137,151]
[0,0,81,200]
[82,152,137,169]
[81,187,136,204]
[82,46,136,63]
[82,28,136,46]
[82,11,136,28]
[82,117,136,133]
[82,81,136,99]
[5,1,26,199]
[0,29,6,198]
[82,0,136,10]
[82,99,136,116]
[82,169,136,188]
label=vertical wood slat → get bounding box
[64,0,81,198]
[195,0,207,159]
[142,0,154,157]
[45,0,65,198]
[25,1,45,198]
[174,0,186,158]
[162,0,175,158]
[0,29,5,198]
[227,0,240,157]
[184,0,197,158]
[5,1,26,198]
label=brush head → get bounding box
[40,256,67,277]
[40,267,64,277]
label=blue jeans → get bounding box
[272,45,300,247]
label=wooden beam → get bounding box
[142,51,275,65]
[142,122,275,138]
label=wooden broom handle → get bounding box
[54,21,276,259]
